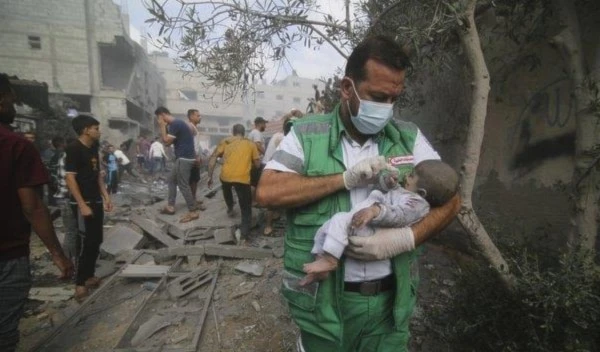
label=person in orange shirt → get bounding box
[207,124,260,240]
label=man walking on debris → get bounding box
[257,35,461,351]
[156,106,200,223]
[187,109,207,211]
[207,124,260,241]
[248,116,267,199]
[0,74,73,351]
[65,114,113,302]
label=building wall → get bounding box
[0,0,90,94]
[0,0,165,145]
[150,52,321,147]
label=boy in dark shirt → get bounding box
[65,114,113,302]
[155,106,199,223]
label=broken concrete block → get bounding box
[119,264,170,278]
[185,228,214,241]
[235,261,265,277]
[29,287,74,302]
[213,228,235,244]
[131,313,184,347]
[130,214,180,247]
[95,259,117,279]
[167,268,212,299]
[204,244,272,259]
[101,225,143,256]
[272,247,284,258]
[251,300,261,312]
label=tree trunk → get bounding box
[551,0,600,258]
[457,0,515,288]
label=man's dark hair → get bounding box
[232,124,245,136]
[0,74,14,98]
[71,114,100,136]
[155,106,170,115]
[344,35,411,83]
[414,160,459,207]
[187,109,199,118]
[51,136,65,148]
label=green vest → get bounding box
[282,104,420,343]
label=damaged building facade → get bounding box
[150,51,321,148]
[0,0,165,143]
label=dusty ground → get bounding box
[18,173,463,352]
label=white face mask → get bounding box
[347,79,394,135]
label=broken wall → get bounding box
[400,5,600,242]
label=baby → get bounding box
[301,159,459,285]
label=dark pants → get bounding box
[0,256,31,352]
[221,180,252,237]
[72,202,104,286]
[106,170,118,194]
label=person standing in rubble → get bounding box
[207,124,260,240]
[0,74,74,351]
[49,137,79,261]
[156,106,200,223]
[187,109,207,211]
[148,136,167,176]
[257,36,461,351]
[65,114,113,302]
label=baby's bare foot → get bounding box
[303,256,338,274]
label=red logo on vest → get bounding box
[389,155,414,166]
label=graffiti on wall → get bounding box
[508,77,576,172]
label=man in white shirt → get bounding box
[114,144,139,179]
[148,137,167,175]
[256,35,461,352]
[247,117,267,189]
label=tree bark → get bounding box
[457,0,515,288]
[551,0,600,257]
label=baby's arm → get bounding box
[371,191,430,227]
[351,204,382,229]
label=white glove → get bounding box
[345,227,415,261]
[342,156,396,190]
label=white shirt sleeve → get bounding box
[264,128,304,174]
[413,129,441,163]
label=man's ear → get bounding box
[340,77,354,102]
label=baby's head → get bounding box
[405,160,458,207]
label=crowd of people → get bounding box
[1,35,462,352]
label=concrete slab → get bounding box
[29,287,74,302]
[213,227,235,244]
[234,261,265,277]
[119,264,171,278]
[101,225,144,256]
[130,214,180,247]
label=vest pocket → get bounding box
[282,269,319,311]
[291,201,332,226]
[282,240,321,311]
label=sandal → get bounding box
[179,212,199,223]
[159,207,176,215]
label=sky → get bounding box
[114,0,348,82]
